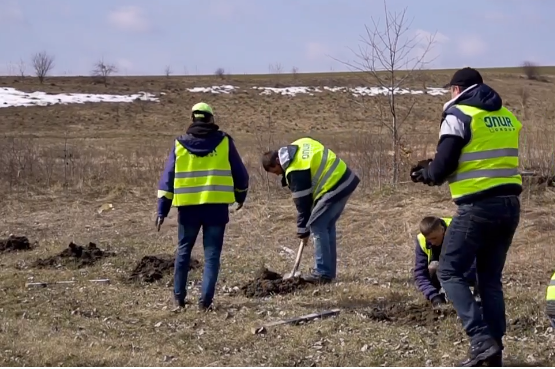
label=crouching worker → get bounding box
[261,137,359,284]
[547,271,555,328]
[156,102,249,311]
[414,216,478,309]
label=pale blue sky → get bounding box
[0,0,553,76]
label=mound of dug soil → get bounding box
[32,242,115,268]
[362,300,457,326]
[0,235,37,253]
[128,254,201,283]
[241,267,312,298]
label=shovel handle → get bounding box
[290,238,307,276]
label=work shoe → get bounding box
[484,353,503,367]
[302,273,332,284]
[171,298,186,312]
[460,338,501,367]
[198,299,213,312]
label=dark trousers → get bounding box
[173,219,226,307]
[438,195,520,344]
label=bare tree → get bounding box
[337,1,436,184]
[291,66,299,80]
[32,51,55,84]
[269,63,283,74]
[215,67,225,79]
[164,65,172,78]
[16,58,26,78]
[522,61,547,82]
[91,59,118,87]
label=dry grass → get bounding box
[1,67,555,366]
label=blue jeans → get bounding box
[310,195,350,279]
[174,219,226,307]
[438,195,520,344]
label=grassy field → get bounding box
[1,66,555,366]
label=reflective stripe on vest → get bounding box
[446,105,522,199]
[172,136,235,206]
[547,272,555,302]
[285,138,347,202]
[417,217,452,262]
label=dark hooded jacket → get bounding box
[423,84,522,205]
[157,124,249,226]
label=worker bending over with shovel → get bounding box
[414,216,478,309]
[156,102,249,311]
[261,137,359,284]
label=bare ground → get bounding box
[1,68,555,366]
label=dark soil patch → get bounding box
[0,236,37,253]
[128,254,201,283]
[32,242,115,268]
[240,267,312,298]
[360,300,457,326]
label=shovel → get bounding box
[283,238,308,280]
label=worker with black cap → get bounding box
[410,68,522,367]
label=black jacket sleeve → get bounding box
[425,135,465,185]
[286,169,313,234]
[413,238,440,301]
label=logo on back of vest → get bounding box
[191,150,217,158]
[301,143,311,159]
[484,116,515,133]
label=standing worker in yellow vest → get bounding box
[261,138,359,284]
[411,68,522,367]
[156,102,249,310]
[414,216,478,309]
[547,271,555,328]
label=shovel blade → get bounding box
[283,270,301,279]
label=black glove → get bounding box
[431,294,446,309]
[155,216,164,232]
[410,159,432,173]
[297,230,310,239]
[417,159,433,168]
[410,159,432,183]
[411,167,436,186]
[410,168,426,183]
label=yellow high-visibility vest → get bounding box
[171,137,235,206]
[547,272,555,317]
[284,138,347,202]
[446,105,522,200]
[417,217,452,262]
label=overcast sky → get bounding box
[0,0,552,76]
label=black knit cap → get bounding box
[444,67,483,88]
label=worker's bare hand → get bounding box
[428,261,439,276]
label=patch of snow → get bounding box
[0,83,449,108]
[185,85,449,97]
[187,85,236,94]
[259,85,449,97]
[253,86,323,96]
[0,87,158,108]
